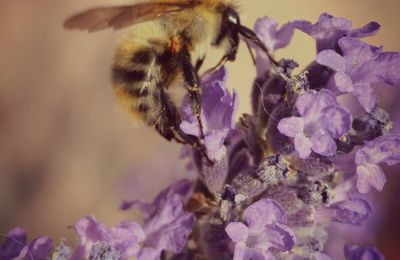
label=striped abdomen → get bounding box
[111,31,182,137]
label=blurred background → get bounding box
[0,0,399,258]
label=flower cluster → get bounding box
[2,13,399,260]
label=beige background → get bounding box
[0,0,399,257]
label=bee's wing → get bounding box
[64,1,199,32]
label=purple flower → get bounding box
[317,37,400,112]
[253,17,296,76]
[315,198,372,226]
[180,67,238,160]
[294,13,380,52]
[73,216,145,260]
[355,134,400,193]
[278,89,352,158]
[122,179,196,260]
[225,199,295,259]
[0,227,52,259]
[344,244,384,260]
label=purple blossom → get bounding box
[344,244,384,260]
[315,198,372,226]
[355,135,400,193]
[294,13,380,52]
[253,17,296,76]
[5,11,399,260]
[73,216,145,260]
[122,179,196,260]
[0,227,52,259]
[225,199,295,259]
[317,37,400,112]
[277,89,352,158]
[180,67,238,160]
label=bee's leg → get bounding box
[203,30,240,76]
[158,87,213,164]
[180,48,206,140]
[202,55,229,76]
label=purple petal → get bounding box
[122,180,195,257]
[331,72,354,92]
[311,131,337,157]
[180,68,238,159]
[338,37,380,66]
[244,199,287,231]
[277,117,304,137]
[359,52,400,85]
[0,227,27,258]
[129,179,194,219]
[263,223,296,251]
[295,14,380,53]
[254,17,295,52]
[74,216,145,259]
[180,120,200,136]
[313,252,333,260]
[143,194,191,239]
[200,152,229,193]
[292,20,312,34]
[28,237,53,259]
[202,81,238,131]
[316,50,346,72]
[353,83,376,113]
[253,17,295,76]
[137,247,160,260]
[201,65,227,85]
[204,130,230,160]
[356,164,387,193]
[296,90,337,120]
[294,13,352,52]
[344,244,384,260]
[144,208,195,254]
[74,216,107,253]
[330,198,372,225]
[233,243,268,260]
[225,222,249,243]
[355,135,400,166]
[294,133,312,159]
[349,22,380,38]
[321,106,352,138]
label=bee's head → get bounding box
[215,5,276,65]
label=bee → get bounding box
[64,0,274,162]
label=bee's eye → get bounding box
[226,8,240,25]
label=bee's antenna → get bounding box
[238,25,278,67]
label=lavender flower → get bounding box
[225,199,295,259]
[180,67,238,160]
[0,227,52,259]
[355,135,400,193]
[253,17,296,76]
[317,37,400,112]
[122,179,196,260]
[277,89,352,158]
[294,13,380,52]
[315,198,372,226]
[73,216,145,260]
[344,244,384,260]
